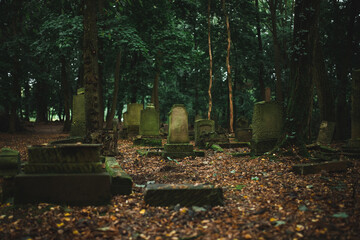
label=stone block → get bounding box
[144,184,223,207]
[70,93,86,137]
[133,137,162,147]
[0,148,20,177]
[105,157,132,195]
[251,101,283,142]
[194,119,215,146]
[139,104,160,136]
[292,160,351,175]
[14,172,111,205]
[316,121,336,145]
[126,103,143,126]
[27,144,101,163]
[235,128,252,142]
[168,104,189,144]
[163,143,195,158]
[23,162,103,174]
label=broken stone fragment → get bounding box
[144,183,223,207]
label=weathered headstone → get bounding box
[316,121,336,145]
[235,116,252,142]
[15,144,111,205]
[163,104,198,158]
[123,103,143,137]
[0,148,20,177]
[144,184,223,207]
[251,101,283,154]
[70,88,86,137]
[134,104,162,146]
[194,119,215,147]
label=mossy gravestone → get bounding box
[316,121,336,145]
[124,103,143,137]
[15,144,111,205]
[134,104,162,146]
[163,104,195,158]
[70,88,86,137]
[251,101,283,154]
[0,148,20,177]
[194,119,215,147]
[235,116,252,142]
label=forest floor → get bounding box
[0,122,359,240]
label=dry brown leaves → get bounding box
[0,124,359,239]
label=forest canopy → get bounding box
[0,0,359,143]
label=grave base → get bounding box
[144,184,223,207]
[14,172,111,205]
[251,139,277,155]
[105,157,132,195]
[133,137,162,147]
[163,144,195,158]
[292,160,351,175]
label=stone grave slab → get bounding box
[14,173,111,205]
[292,160,351,175]
[163,143,195,158]
[251,101,283,155]
[194,119,215,147]
[105,157,132,195]
[144,184,223,207]
[70,89,86,137]
[0,148,20,177]
[316,121,336,145]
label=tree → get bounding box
[207,0,213,120]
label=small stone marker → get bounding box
[105,157,132,195]
[163,104,200,158]
[70,88,86,137]
[0,148,20,177]
[251,101,283,154]
[316,121,336,145]
[292,160,351,175]
[194,119,215,147]
[144,184,223,207]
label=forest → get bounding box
[0,0,360,239]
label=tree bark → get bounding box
[279,0,320,154]
[61,55,72,132]
[222,0,234,133]
[207,0,213,120]
[151,51,162,111]
[255,0,265,101]
[106,51,121,129]
[83,0,102,133]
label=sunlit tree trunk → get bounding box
[106,51,121,129]
[207,0,213,120]
[83,0,102,133]
[222,0,234,133]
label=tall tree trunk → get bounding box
[279,0,320,154]
[106,51,121,129]
[23,79,30,121]
[35,78,48,123]
[255,0,265,101]
[268,0,283,102]
[222,0,234,133]
[61,55,72,132]
[83,0,101,133]
[151,51,162,111]
[9,57,21,132]
[207,0,213,120]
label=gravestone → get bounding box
[194,119,215,147]
[0,148,20,177]
[251,101,283,154]
[15,144,111,205]
[235,116,252,142]
[163,104,197,158]
[316,121,336,145]
[123,103,143,137]
[134,104,162,146]
[70,88,86,137]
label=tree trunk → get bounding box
[255,0,265,101]
[151,51,161,111]
[207,0,213,120]
[83,0,102,133]
[106,51,121,129]
[351,69,360,139]
[279,0,320,154]
[61,55,72,132]
[222,0,234,133]
[268,0,283,102]
[9,57,21,132]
